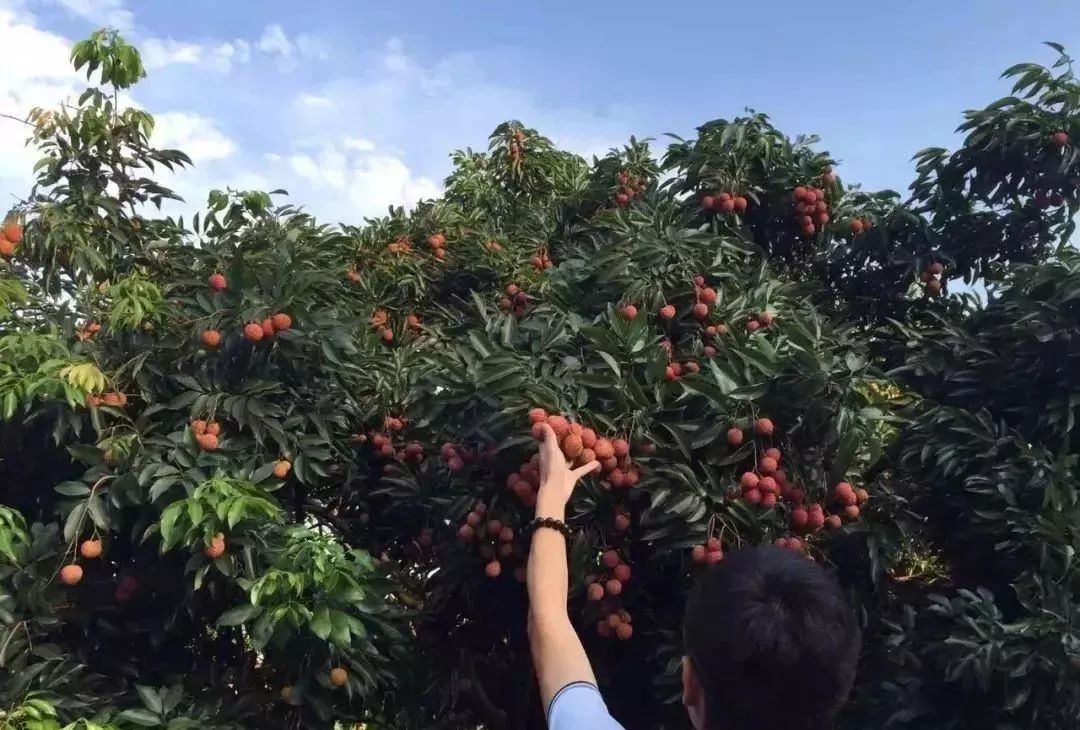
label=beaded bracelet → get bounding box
[530,516,571,539]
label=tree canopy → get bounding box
[1,29,1079,730]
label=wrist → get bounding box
[534,496,566,521]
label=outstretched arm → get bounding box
[526,424,601,711]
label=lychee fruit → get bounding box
[273,460,291,479]
[605,578,623,596]
[547,415,571,440]
[271,313,292,332]
[329,667,349,688]
[485,560,502,578]
[791,506,809,530]
[60,564,83,585]
[205,533,226,559]
[201,329,222,348]
[727,427,744,447]
[528,408,548,424]
[1052,131,1070,147]
[208,273,227,291]
[2,221,23,244]
[594,439,615,460]
[613,563,631,582]
[587,582,605,601]
[691,545,707,563]
[692,303,709,319]
[581,428,597,449]
[196,433,219,452]
[621,304,638,320]
[602,549,620,568]
[243,322,264,342]
[755,418,775,437]
[758,456,778,474]
[79,539,102,559]
[660,304,676,320]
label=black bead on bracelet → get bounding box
[530,516,571,539]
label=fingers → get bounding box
[540,422,556,443]
[571,460,601,480]
[539,423,560,459]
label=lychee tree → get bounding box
[2,29,1080,730]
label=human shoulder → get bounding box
[547,681,624,729]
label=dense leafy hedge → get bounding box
[1,29,1079,730]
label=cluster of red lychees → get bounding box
[690,536,724,565]
[790,186,829,237]
[587,548,635,640]
[456,501,526,581]
[426,232,448,261]
[87,390,127,409]
[530,250,553,270]
[387,236,413,255]
[745,310,775,333]
[614,170,647,207]
[191,419,222,451]
[522,409,642,490]
[498,283,532,318]
[792,185,829,238]
[242,312,291,343]
[922,261,944,297]
[700,191,748,215]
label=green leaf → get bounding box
[135,685,163,714]
[310,607,333,640]
[217,603,262,627]
[119,708,162,727]
[54,481,90,497]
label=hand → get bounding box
[536,423,600,519]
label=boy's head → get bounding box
[681,546,861,730]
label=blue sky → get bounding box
[3,0,1080,222]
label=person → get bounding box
[526,423,862,730]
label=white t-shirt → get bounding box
[547,682,624,729]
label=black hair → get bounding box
[683,546,861,730]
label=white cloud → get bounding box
[210,39,250,73]
[43,0,132,31]
[296,33,328,61]
[257,23,293,58]
[296,92,334,109]
[141,36,251,74]
[141,37,202,69]
[269,140,439,219]
[343,137,375,152]
[0,7,83,190]
[152,112,237,162]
